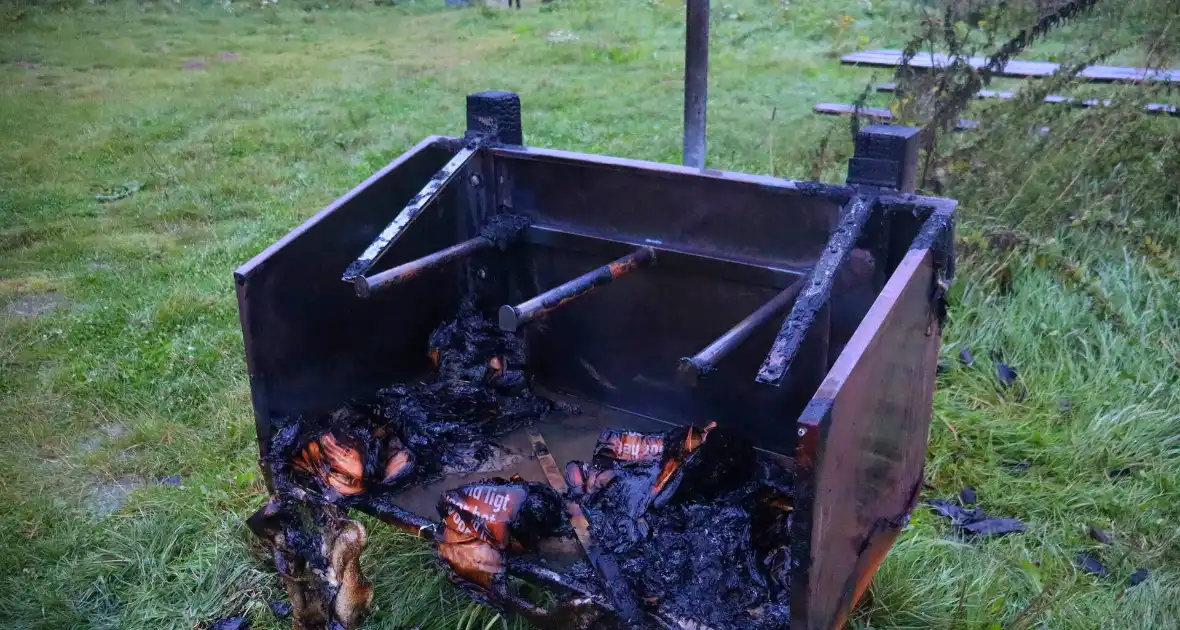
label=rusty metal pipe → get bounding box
[499,247,656,332]
[354,235,494,298]
[679,277,805,383]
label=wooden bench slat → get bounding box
[873,83,1178,117]
[813,103,978,130]
[843,49,1180,84]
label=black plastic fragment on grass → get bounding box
[958,347,974,366]
[1127,568,1149,586]
[269,599,293,618]
[210,616,251,630]
[959,486,977,505]
[1108,466,1135,480]
[1007,459,1032,474]
[926,498,1026,537]
[1088,525,1112,545]
[1076,553,1108,578]
[991,351,1025,400]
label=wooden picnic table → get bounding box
[813,103,979,130]
[842,49,1180,84]
[874,83,1178,117]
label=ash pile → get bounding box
[557,425,795,629]
[248,302,795,630]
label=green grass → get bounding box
[1,0,1178,628]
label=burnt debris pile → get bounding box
[247,499,373,630]
[562,425,795,629]
[264,301,554,505]
[251,301,798,630]
[253,303,561,630]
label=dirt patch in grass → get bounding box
[86,475,145,518]
[79,423,128,453]
[6,292,68,317]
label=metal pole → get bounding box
[683,0,709,168]
[353,235,494,298]
[678,277,805,383]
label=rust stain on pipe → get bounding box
[500,247,656,331]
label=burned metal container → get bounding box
[235,92,956,630]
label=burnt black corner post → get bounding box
[466,90,524,146]
[683,0,709,168]
[845,124,922,192]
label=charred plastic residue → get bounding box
[563,425,795,629]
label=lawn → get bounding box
[1,0,1178,628]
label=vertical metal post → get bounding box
[683,0,709,169]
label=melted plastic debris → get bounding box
[210,616,251,630]
[254,303,563,630]
[959,486,977,505]
[1089,525,1112,545]
[990,350,1027,400]
[926,498,1026,537]
[1076,552,1109,578]
[436,477,571,588]
[247,499,373,630]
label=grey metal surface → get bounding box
[682,0,709,168]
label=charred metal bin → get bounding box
[235,92,956,630]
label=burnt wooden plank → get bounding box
[788,239,946,630]
[875,83,1178,116]
[756,195,875,386]
[814,103,979,130]
[843,49,1180,84]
